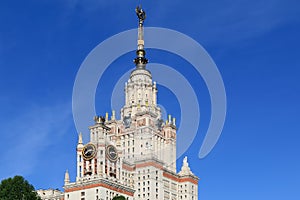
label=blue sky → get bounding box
[0,0,300,199]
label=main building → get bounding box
[38,6,199,200]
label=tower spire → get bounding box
[64,169,70,184]
[78,132,83,144]
[134,6,148,69]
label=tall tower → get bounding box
[63,6,199,200]
[121,6,160,119]
[119,6,176,172]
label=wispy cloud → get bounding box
[61,0,122,13]
[0,102,72,180]
[201,1,289,42]
[149,0,299,45]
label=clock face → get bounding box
[82,144,96,160]
[106,145,118,162]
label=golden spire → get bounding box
[134,5,148,69]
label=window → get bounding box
[81,192,85,196]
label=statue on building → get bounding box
[135,6,146,24]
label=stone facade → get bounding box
[37,189,64,200]
[38,6,199,200]
[63,63,199,199]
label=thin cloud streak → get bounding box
[0,103,72,180]
[149,0,299,45]
[196,0,298,44]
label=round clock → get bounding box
[106,145,118,162]
[82,143,96,160]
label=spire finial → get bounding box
[64,169,70,184]
[134,5,148,69]
[78,132,83,144]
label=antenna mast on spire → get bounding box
[134,5,148,69]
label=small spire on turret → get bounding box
[78,132,83,144]
[105,112,109,121]
[77,132,84,150]
[64,170,70,184]
[111,110,116,120]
